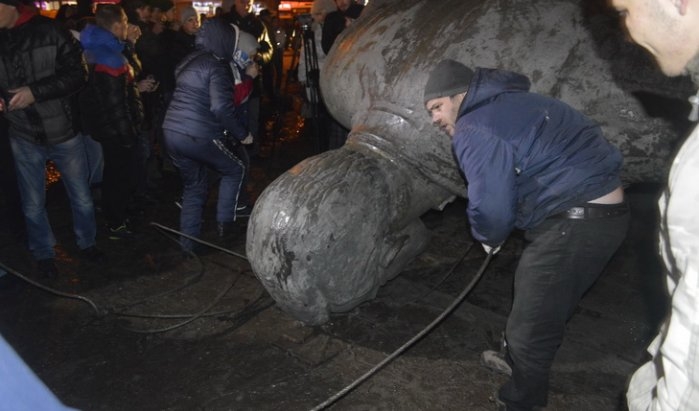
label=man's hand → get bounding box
[127,24,142,44]
[137,77,158,93]
[241,133,254,145]
[245,62,259,79]
[482,243,502,255]
[7,87,35,111]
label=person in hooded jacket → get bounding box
[163,17,253,253]
[423,60,629,411]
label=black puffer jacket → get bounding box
[78,24,143,147]
[0,12,87,145]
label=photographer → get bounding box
[298,0,344,152]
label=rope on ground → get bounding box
[308,250,495,411]
[150,221,248,261]
[0,260,103,316]
[117,268,241,334]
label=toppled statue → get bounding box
[246,0,694,324]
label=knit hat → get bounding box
[423,59,474,104]
[178,6,197,24]
[311,0,336,15]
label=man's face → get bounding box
[150,8,163,23]
[335,0,352,12]
[0,3,19,29]
[182,15,200,35]
[162,7,175,22]
[235,0,252,16]
[612,0,699,76]
[111,11,129,40]
[311,11,326,24]
[136,5,151,23]
[426,94,465,138]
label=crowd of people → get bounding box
[0,0,333,274]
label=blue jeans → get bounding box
[9,135,97,260]
[498,208,629,410]
[163,130,245,251]
[80,133,103,187]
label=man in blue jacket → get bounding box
[424,60,629,411]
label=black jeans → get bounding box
[499,210,629,410]
[100,141,137,228]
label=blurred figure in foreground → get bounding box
[611,0,699,409]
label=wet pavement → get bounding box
[0,83,667,410]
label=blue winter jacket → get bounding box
[453,68,622,246]
[162,18,248,141]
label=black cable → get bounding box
[0,260,104,316]
[0,221,254,336]
[406,241,476,305]
[309,250,496,411]
[150,221,248,260]
[118,268,241,334]
[112,222,251,333]
[107,223,207,313]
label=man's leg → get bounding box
[99,141,137,233]
[79,132,103,187]
[8,136,55,260]
[498,213,629,410]
[164,131,209,252]
[210,139,245,224]
[49,136,97,251]
[0,120,24,238]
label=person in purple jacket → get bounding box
[424,60,629,411]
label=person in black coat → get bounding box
[1,0,101,277]
[79,4,150,239]
[321,0,363,54]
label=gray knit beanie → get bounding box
[423,59,474,104]
[179,6,197,25]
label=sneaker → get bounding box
[481,350,512,376]
[37,258,58,279]
[81,246,106,263]
[108,223,134,240]
[234,204,253,221]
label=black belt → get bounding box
[552,202,629,220]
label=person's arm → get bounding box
[454,126,517,246]
[20,25,87,107]
[209,64,248,141]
